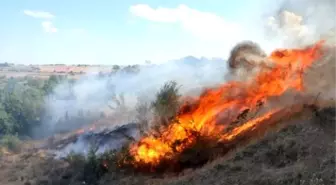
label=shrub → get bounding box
[135,98,152,136]
[151,81,181,130]
[0,134,21,152]
[63,146,119,185]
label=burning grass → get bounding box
[0,40,334,185]
[121,40,332,172]
[3,40,331,182]
[1,105,333,185]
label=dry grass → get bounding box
[0,105,333,185]
[170,109,334,185]
[0,43,334,184]
[0,71,81,80]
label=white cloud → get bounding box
[42,21,58,33]
[24,10,58,33]
[23,10,55,19]
[129,4,180,23]
[129,4,244,42]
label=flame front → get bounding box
[129,41,325,168]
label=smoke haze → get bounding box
[34,59,227,137]
[35,0,335,139]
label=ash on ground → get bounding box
[40,123,140,158]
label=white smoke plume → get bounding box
[34,59,227,138]
[263,0,335,48]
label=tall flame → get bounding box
[129,41,325,168]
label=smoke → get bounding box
[303,44,336,103]
[225,41,271,82]
[53,123,140,158]
[225,0,335,82]
[34,0,335,140]
[263,0,335,48]
[268,0,336,103]
[34,59,227,138]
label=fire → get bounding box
[129,41,325,169]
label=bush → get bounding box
[0,134,21,152]
[64,151,86,166]
[151,81,181,130]
[134,81,181,136]
[63,146,118,185]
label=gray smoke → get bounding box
[35,58,227,138]
[53,123,140,158]
[35,0,335,151]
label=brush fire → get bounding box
[124,40,331,172]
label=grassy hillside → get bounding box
[0,107,334,185]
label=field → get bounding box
[0,64,115,79]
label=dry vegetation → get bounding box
[0,51,334,185]
[0,60,335,184]
[0,106,334,185]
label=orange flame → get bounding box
[129,41,325,167]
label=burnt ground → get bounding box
[0,107,334,185]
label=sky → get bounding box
[0,0,281,65]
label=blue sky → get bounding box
[0,0,276,65]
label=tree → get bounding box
[0,80,44,136]
[0,103,15,135]
[26,77,44,88]
[42,75,65,95]
[112,65,120,71]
